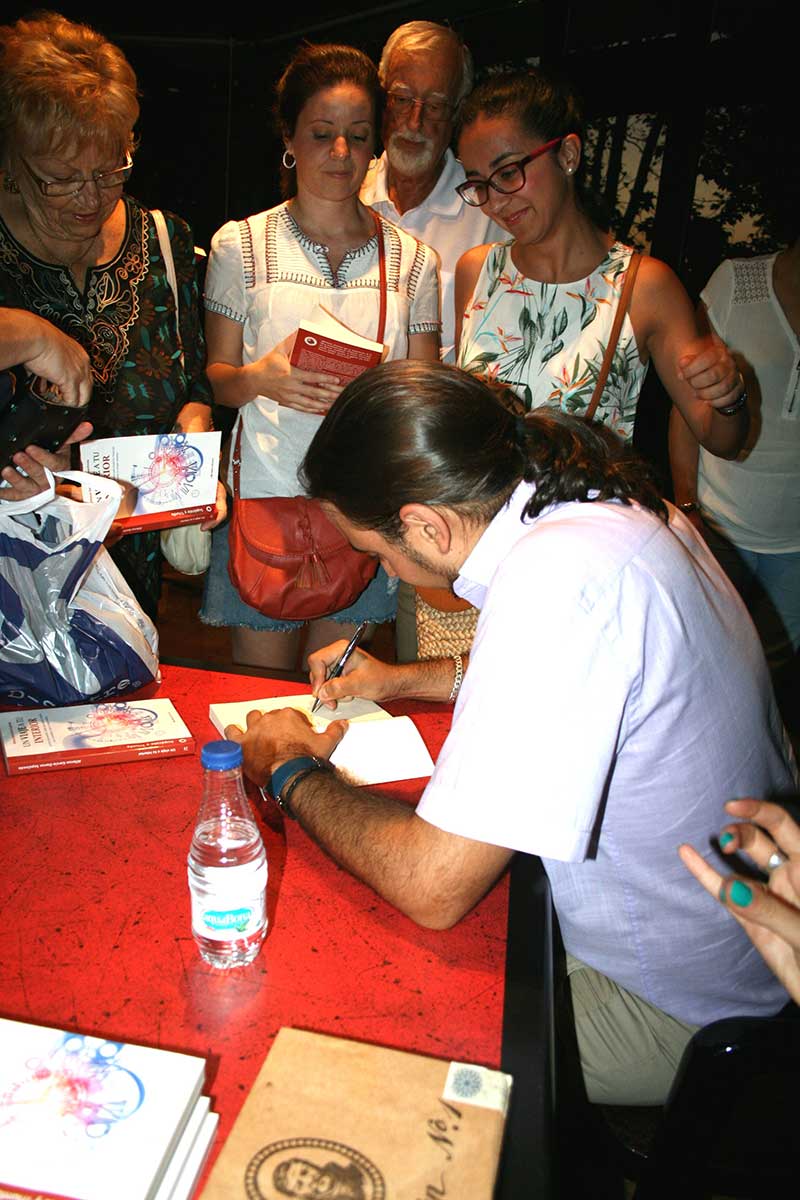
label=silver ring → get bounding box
[767,850,787,871]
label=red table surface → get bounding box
[0,663,508,1178]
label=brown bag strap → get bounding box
[373,210,387,347]
[584,251,641,423]
[232,421,244,501]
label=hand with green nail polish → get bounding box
[679,798,800,1005]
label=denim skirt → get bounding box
[199,518,397,632]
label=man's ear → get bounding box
[398,503,453,553]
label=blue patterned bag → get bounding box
[0,470,159,707]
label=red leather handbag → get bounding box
[227,212,386,622]
[228,431,378,620]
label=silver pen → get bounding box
[310,621,369,714]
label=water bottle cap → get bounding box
[201,739,244,770]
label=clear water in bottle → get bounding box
[188,740,267,969]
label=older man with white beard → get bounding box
[361,21,503,362]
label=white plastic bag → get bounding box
[0,469,159,707]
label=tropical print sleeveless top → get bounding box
[458,240,648,441]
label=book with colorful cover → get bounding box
[290,307,384,383]
[0,699,194,776]
[0,1018,211,1200]
[80,432,221,534]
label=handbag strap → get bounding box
[372,210,387,347]
[232,421,244,501]
[151,208,185,369]
[584,251,641,423]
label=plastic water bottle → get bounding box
[188,740,267,969]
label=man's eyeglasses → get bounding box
[385,89,454,124]
[456,137,565,207]
[19,151,133,198]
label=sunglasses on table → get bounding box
[456,137,565,207]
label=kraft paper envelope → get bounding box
[200,1028,511,1199]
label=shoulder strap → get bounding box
[371,210,387,347]
[584,251,641,423]
[151,209,184,368]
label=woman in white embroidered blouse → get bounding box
[200,43,440,671]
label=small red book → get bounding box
[290,308,385,383]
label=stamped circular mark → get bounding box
[450,1065,482,1099]
[245,1137,386,1200]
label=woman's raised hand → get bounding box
[677,334,744,410]
[679,798,800,1004]
[23,316,93,410]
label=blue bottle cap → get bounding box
[201,739,244,770]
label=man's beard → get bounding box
[386,130,439,177]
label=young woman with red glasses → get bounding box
[454,70,747,459]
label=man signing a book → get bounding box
[225,360,796,1111]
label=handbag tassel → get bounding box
[295,553,332,590]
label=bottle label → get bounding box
[189,861,267,942]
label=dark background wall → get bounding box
[12,1,792,268]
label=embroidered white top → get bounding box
[204,203,440,499]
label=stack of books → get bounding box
[0,1018,217,1200]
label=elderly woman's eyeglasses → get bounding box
[456,137,565,207]
[19,151,134,199]
[385,89,454,124]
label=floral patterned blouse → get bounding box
[457,240,647,441]
[0,196,212,618]
[0,195,212,440]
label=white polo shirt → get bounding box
[417,483,796,1026]
[361,149,505,361]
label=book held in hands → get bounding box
[80,432,221,534]
[290,307,385,383]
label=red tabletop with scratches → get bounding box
[0,664,508,1183]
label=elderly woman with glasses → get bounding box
[454,70,748,460]
[0,11,221,618]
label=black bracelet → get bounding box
[717,391,747,417]
[262,755,332,820]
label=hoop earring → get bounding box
[282,150,296,170]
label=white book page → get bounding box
[209,699,434,785]
[168,1110,218,1200]
[209,695,390,737]
[331,715,434,785]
